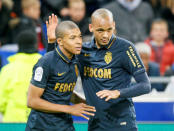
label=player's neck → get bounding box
[59,46,73,60]
[96,41,101,49]
[95,41,109,49]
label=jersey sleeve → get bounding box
[30,57,50,88]
[121,43,145,76]
[47,43,56,52]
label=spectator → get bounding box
[135,42,165,91]
[0,0,13,46]
[145,19,174,75]
[0,30,41,122]
[63,0,91,38]
[104,0,154,43]
[9,0,47,50]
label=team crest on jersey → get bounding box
[104,52,112,64]
[75,64,79,76]
[34,67,43,81]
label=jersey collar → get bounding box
[56,45,73,63]
[91,34,116,49]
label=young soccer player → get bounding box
[25,21,95,131]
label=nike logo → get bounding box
[58,72,66,76]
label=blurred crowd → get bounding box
[0,0,174,122]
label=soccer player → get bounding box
[47,9,151,131]
[25,21,96,131]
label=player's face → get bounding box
[89,17,115,48]
[150,23,168,43]
[61,28,82,55]
[24,2,40,20]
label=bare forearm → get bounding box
[28,98,70,114]
[28,97,96,120]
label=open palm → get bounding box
[46,14,58,43]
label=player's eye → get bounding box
[96,29,104,33]
[107,28,112,32]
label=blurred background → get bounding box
[0,0,174,130]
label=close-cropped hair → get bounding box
[55,21,79,39]
[91,8,114,23]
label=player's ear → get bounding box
[57,38,63,46]
[89,24,93,32]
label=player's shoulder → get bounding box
[37,51,55,65]
[81,41,94,53]
[116,37,135,50]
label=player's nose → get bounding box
[103,32,109,38]
[76,37,82,45]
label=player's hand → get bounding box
[46,14,58,43]
[69,103,96,120]
[96,90,120,101]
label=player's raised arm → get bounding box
[46,14,58,52]
[46,14,58,43]
[27,84,95,120]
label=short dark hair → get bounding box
[55,21,79,39]
[17,30,38,53]
[91,8,113,23]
